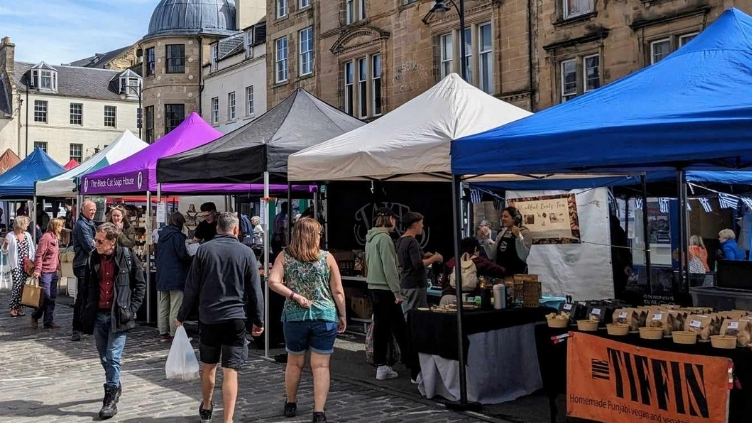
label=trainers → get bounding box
[312,411,327,422]
[283,400,297,417]
[159,334,173,342]
[376,365,398,380]
[44,322,60,329]
[71,331,81,341]
[199,400,214,423]
[30,317,38,329]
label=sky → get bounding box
[0,0,161,65]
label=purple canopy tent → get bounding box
[79,112,302,324]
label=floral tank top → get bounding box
[281,251,337,323]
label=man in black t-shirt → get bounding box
[396,212,443,316]
[192,202,218,244]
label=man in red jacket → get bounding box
[440,237,506,304]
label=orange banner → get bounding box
[567,333,731,423]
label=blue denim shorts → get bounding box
[283,320,338,355]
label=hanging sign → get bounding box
[156,201,167,224]
[508,193,581,244]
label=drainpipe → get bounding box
[24,86,28,157]
[527,0,535,111]
[198,36,203,115]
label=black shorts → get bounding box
[198,319,248,370]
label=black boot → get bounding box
[98,384,118,420]
[113,384,122,404]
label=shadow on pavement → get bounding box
[0,399,99,420]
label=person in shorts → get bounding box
[177,213,264,423]
[268,218,346,423]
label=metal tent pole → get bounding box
[640,175,652,290]
[676,171,687,299]
[287,182,292,245]
[146,190,153,324]
[263,171,270,359]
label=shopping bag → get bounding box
[21,277,43,308]
[165,326,200,381]
[449,253,478,291]
[365,320,400,366]
[0,252,11,290]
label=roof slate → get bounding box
[67,46,131,69]
[13,62,136,101]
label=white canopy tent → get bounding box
[288,73,532,182]
[36,130,148,198]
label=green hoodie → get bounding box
[365,227,400,294]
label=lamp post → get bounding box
[423,0,479,413]
[120,83,142,139]
[424,0,467,82]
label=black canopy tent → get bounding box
[156,88,364,357]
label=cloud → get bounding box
[0,0,161,64]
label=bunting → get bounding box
[741,197,752,210]
[469,189,482,204]
[718,193,738,209]
[698,198,713,213]
[634,198,643,210]
[658,198,670,213]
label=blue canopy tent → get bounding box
[452,8,752,176]
[0,147,64,199]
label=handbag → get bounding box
[22,257,35,276]
[365,318,400,366]
[449,253,478,291]
[21,277,43,308]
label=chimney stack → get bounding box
[0,36,15,79]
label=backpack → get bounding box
[449,253,478,291]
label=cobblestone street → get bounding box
[0,291,498,423]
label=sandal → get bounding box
[15,309,25,317]
[10,309,18,317]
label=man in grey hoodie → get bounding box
[366,207,410,381]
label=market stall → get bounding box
[156,88,364,356]
[0,147,64,199]
[81,112,288,324]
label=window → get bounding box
[440,33,453,78]
[70,103,83,125]
[40,70,54,89]
[371,55,382,116]
[300,0,310,8]
[650,39,671,64]
[34,142,47,152]
[34,100,47,123]
[679,33,698,47]
[210,44,218,71]
[478,23,493,94]
[166,44,185,73]
[561,59,577,101]
[30,67,58,91]
[104,106,117,127]
[228,92,236,120]
[246,86,255,116]
[275,37,288,83]
[245,29,254,59]
[145,106,154,143]
[346,0,354,24]
[562,0,594,20]
[358,0,366,20]
[357,58,367,118]
[119,74,141,97]
[299,27,313,76]
[145,47,155,76]
[344,62,354,116]
[211,97,219,124]
[69,144,83,162]
[277,0,288,18]
[165,104,185,134]
[583,54,600,92]
[463,28,473,84]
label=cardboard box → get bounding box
[350,295,373,319]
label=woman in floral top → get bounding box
[268,217,346,423]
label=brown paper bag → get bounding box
[687,315,719,341]
[668,310,688,332]
[21,277,43,309]
[647,311,675,337]
[612,308,639,332]
[720,319,752,347]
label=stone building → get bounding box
[66,45,139,71]
[139,0,265,142]
[0,37,140,164]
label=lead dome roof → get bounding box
[145,0,237,40]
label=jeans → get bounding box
[72,266,87,332]
[368,289,409,368]
[31,272,58,325]
[94,312,127,387]
[157,290,183,337]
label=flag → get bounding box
[698,198,713,213]
[492,197,503,210]
[658,198,669,213]
[741,197,752,210]
[634,198,643,210]
[686,202,692,211]
[470,189,482,204]
[718,193,738,209]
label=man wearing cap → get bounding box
[476,220,497,258]
[191,202,218,244]
[365,207,409,381]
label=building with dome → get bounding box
[139,0,264,141]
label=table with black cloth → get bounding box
[535,326,752,423]
[407,307,553,404]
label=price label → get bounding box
[563,304,573,311]
[728,322,739,329]
[618,311,628,319]
[591,308,601,316]
[652,313,663,320]
[689,320,702,328]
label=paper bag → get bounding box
[21,277,43,308]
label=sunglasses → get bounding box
[94,238,110,245]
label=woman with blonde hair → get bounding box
[108,205,136,248]
[268,217,346,423]
[719,229,745,260]
[688,235,709,273]
[2,215,36,317]
[30,218,65,328]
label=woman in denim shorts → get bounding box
[268,217,346,423]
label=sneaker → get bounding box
[312,411,327,423]
[199,401,214,423]
[410,378,418,385]
[376,365,398,381]
[43,323,60,329]
[71,331,81,341]
[159,334,173,342]
[30,317,38,329]
[283,401,297,417]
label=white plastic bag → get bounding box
[165,326,200,381]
